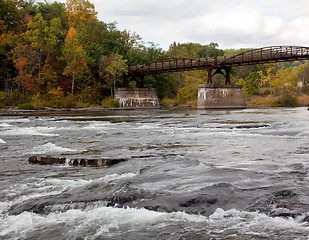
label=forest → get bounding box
[1,0,309,109]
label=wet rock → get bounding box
[8,182,154,215]
[28,156,127,167]
[28,156,66,165]
[274,189,295,198]
[248,188,309,219]
[79,159,86,167]
[302,215,309,222]
[180,196,217,207]
[72,159,79,167]
[234,124,270,129]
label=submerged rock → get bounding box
[28,156,127,167]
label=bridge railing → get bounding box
[128,57,218,75]
[128,46,309,77]
[221,46,309,66]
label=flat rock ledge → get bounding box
[28,156,127,167]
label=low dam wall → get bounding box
[197,84,246,109]
[115,88,160,108]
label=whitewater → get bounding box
[0,108,309,239]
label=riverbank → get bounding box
[1,95,309,112]
[160,95,309,109]
[245,95,309,107]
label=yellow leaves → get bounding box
[99,53,128,96]
[0,20,7,32]
[258,64,298,97]
[177,70,207,100]
[48,86,64,98]
[65,0,98,27]
[0,20,15,47]
[103,53,128,84]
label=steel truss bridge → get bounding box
[127,46,309,85]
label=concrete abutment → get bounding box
[197,84,246,109]
[115,88,160,108]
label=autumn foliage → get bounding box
[0,0,308,109]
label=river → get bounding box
[0,107,309,239]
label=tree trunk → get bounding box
[113,77,116,98]
[72,71,75,95]
[72,57,76,95]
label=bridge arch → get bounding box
[127,45,309,84]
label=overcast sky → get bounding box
[52,0,309,50]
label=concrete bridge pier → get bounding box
[115,88,160,108]
[197,84,246,109]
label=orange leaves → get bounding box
[62,27,89,94]
[14,57,35,93]
[65,27,77,43]
[15,58,27,71]
[11,44,40,93]
[0,20,6,32]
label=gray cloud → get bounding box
[53,0,309,50]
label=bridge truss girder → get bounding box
[127,46,309,83]
[207,66,231,84]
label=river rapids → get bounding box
[0,108,309,239]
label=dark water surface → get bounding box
[0,108,309,239]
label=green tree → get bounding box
[296,62,309,85]
[177,70,207,101]
[258,64,299,105]
[24,13,65,91]
[198,42,224,58]
[101,53,128,97]
[38,1,66,22]
[62,27,89,95]
[239,72,260,96]
[25,13,47,74]
[0,0,22,91]
[44,17,66,59]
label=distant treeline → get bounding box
[0,0,308,108]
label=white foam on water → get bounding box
[0,126,58,137]
[1,118,30,123]
[1,207,309,240]
[297,131,309,137]
[0,138,5,144]
[0,123,13,128]
[0,172,139,216]
[135,123,160,130]
[101,172,138,183]
[0,207,202,239]
[29,142,77,154]
[208,208,309,238]
[0,177,90,215]
[53,121,114,132]
[83,121,113,129]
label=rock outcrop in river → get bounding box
[28,156,127,167]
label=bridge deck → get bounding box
[128,46,309,77]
